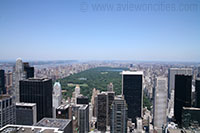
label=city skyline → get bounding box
[0,0,200,62]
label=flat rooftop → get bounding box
[0,125,63,133]
[22,78,51,82]
[79,104,88,110]
[35,118,71,130]
[57,104,70,110]
[122,71,143,75]
[16,102,36,107]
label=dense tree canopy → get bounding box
[57,67,152,109]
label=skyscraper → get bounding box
[14,58,25,103]
[13,59,35,103]
[20,78,53,122]
[78,105,89,133]
[110,95,127,133]
[153,77,168,129]
[53,82,62,118]
[97,92,108,132]
[195,78,200,108]
[174,75,192,125]
[0,95,16,128]
[168,68,192,99]
[23,62,34,79]
[107,91,115,126]
[122,71,143,122]
[0,69,6,94]
[168,68,192,118]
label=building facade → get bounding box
[16,102,37,125]
[153,77,168,129]
[110,95,127,133]
[78,105,89,133]
[0,70,6,94]
[0,95,16,128]
[97,92,108,132]
[53,82,62,118]
[174,75,192,125]
[20,78,53,122]
[122,71,143,122]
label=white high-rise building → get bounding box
[53,82,62,118]
[74,85,80,104]
[168,68,192,117]
[153,77,168,129]
[13,58,25,103]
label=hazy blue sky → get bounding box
[0,0,200,61]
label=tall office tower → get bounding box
[16,102,37,125]
[122,71,143,123]
[168,68,192,118]
[153,77,168,129]
[78,105,89,133]
[56,104,70,119]
[5,71,13,87]
[53,82,62,118]
[23,62,34,79]
[0,95,16,128]
[77,95,89,105]
[107,91,115,126]
[97,92,108,132]
[197,66,200,77]
[174,75,192,125]
[0,70,6,94]
[72,85,80,104]
[91,88,99,117]
[20,78,53,122]
[14,58,25,103]
[168,68,192,99]
[110,95,127,133]
[196,78,200,108]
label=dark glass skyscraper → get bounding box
[20,78,53,122]
[196,78,200,108]
[0,70,6,94]
[23,62,34,79]
[122,71,143,123]
[174,75,192,125]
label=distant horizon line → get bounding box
[0,59,200,64]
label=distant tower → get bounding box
[97,92,108,132]
[153,77,168,129]
[91,88,99,117]
[0,69,6,94]
[53,82,62,118]
[110,95,127,133]
[78,105,89,133]
[107,83,113,91]
[122,71,143,122]
[73,85,80,104]
[107,91,115,127]
[14,58,25,103]
[23,62,34,79]
[174,75,192,125]
[195,78,200,108]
